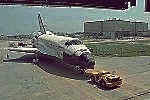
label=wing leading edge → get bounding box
[8,47,38,53]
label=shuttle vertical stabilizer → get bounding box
[38,13,46,34]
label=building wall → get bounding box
[103,20,130,32]
[130,22,148,32]
[84,20,149,38]
[143,30,150,36]
[84,21,102,33]
[84,20,131,33]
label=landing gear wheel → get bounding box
[90,76,95,82]
[78,69,85,74]
[32,58,39,64]
[33,52,40,64]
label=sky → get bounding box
[0,0,149,35]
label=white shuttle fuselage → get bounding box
[33,31,95,69]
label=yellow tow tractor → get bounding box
[85,69,123,88]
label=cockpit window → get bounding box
[65,40,83,46]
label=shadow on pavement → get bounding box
[3,54,35,63]
[37,57,88,80]
[87,80,118,91]
[3,54,88,80]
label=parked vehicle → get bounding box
[86,69,123,88]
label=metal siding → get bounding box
[130,22,148,32]
[85,20,130,33]
[84,22,102,33]
[103,20,130,32]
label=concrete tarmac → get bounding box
[0,40,150,100]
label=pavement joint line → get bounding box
[114,82,150,99]
[122,90,150,100]
[121,85,150,100]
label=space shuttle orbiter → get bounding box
[9,13,95,72]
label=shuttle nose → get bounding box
[79,52,95,69]
[87,59,95,69]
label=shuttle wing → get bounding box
[8,47,38,53]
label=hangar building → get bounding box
[84,19,148,38]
